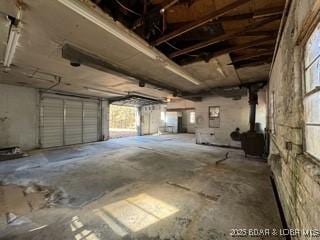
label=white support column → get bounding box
[136,107,142,136]
[101,100,110,140]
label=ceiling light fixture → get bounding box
[3,8,22,69]
[57,0,200,85]
[3,25,21,68]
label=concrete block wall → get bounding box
[0,84,39,150]
[268,0,320,232]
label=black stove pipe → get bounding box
[248,87,258,132]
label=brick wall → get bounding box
[268,0,320,233]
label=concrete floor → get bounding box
[0,134,283,240]
[109,128,137,139]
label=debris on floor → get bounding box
[0,183,67,226]
[0,135,283,239]
[0,147,27,161]
[166,181,220,202]
[215,152,230,165]
[6,213,31,226]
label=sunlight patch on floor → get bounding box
[94,193,179,234]
[70,216,99,240]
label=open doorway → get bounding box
[109,104,137,139]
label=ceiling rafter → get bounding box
[239,30,278,37]
[169,15,281,58]
[169,6,283,28]
[234,58,273,69]
[152,0,251,46]
[180,36,275,65]
[230,51,274,64]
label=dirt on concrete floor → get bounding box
[0,134,284,240]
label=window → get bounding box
[190,111,195,124]
[161,111,165,121]
[209,106,220,118]
[304,21,320,160]
[209,106,220,128]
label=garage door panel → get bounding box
[83,102,99,143]
[65,100,82,145]
[41,96,99,148]
[41,98,64,148]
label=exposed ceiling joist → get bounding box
[211,37,275,56]
[230,51,274,64]
[152,0,251,46]
[253,6,283,18]
[239,30,278,37]
[169,15,281,58]
[250,44,275,50]
[181,37,275,65]
[168,7,283,29]
[235,58,272,68]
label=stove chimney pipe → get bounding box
[248,87,258,132]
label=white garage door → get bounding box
[40,98,64,148]
[40,95,100,148]
[65,100,83,145]
[83,101,99,143]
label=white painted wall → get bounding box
[0,84,39,150]
[166,99,196,133]
[167,99,195,109]
[195,90,266,146]
[166,112,178,133]
[182,110,196,133]
[141,104,166,135]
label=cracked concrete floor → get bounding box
[0,134,283,240]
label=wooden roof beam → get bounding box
[253,6,284,19]
[180,37,275,65]
[249,44,275,50]
[239,30,278,37]
[209,37,274,58]
[169,15,280,58]
[229,51,274,64]
[235,58,273,68]
[152,0,251,46]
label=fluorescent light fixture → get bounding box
[165,65,200,85]
[57,0,200,85]
[3,26,20,68]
